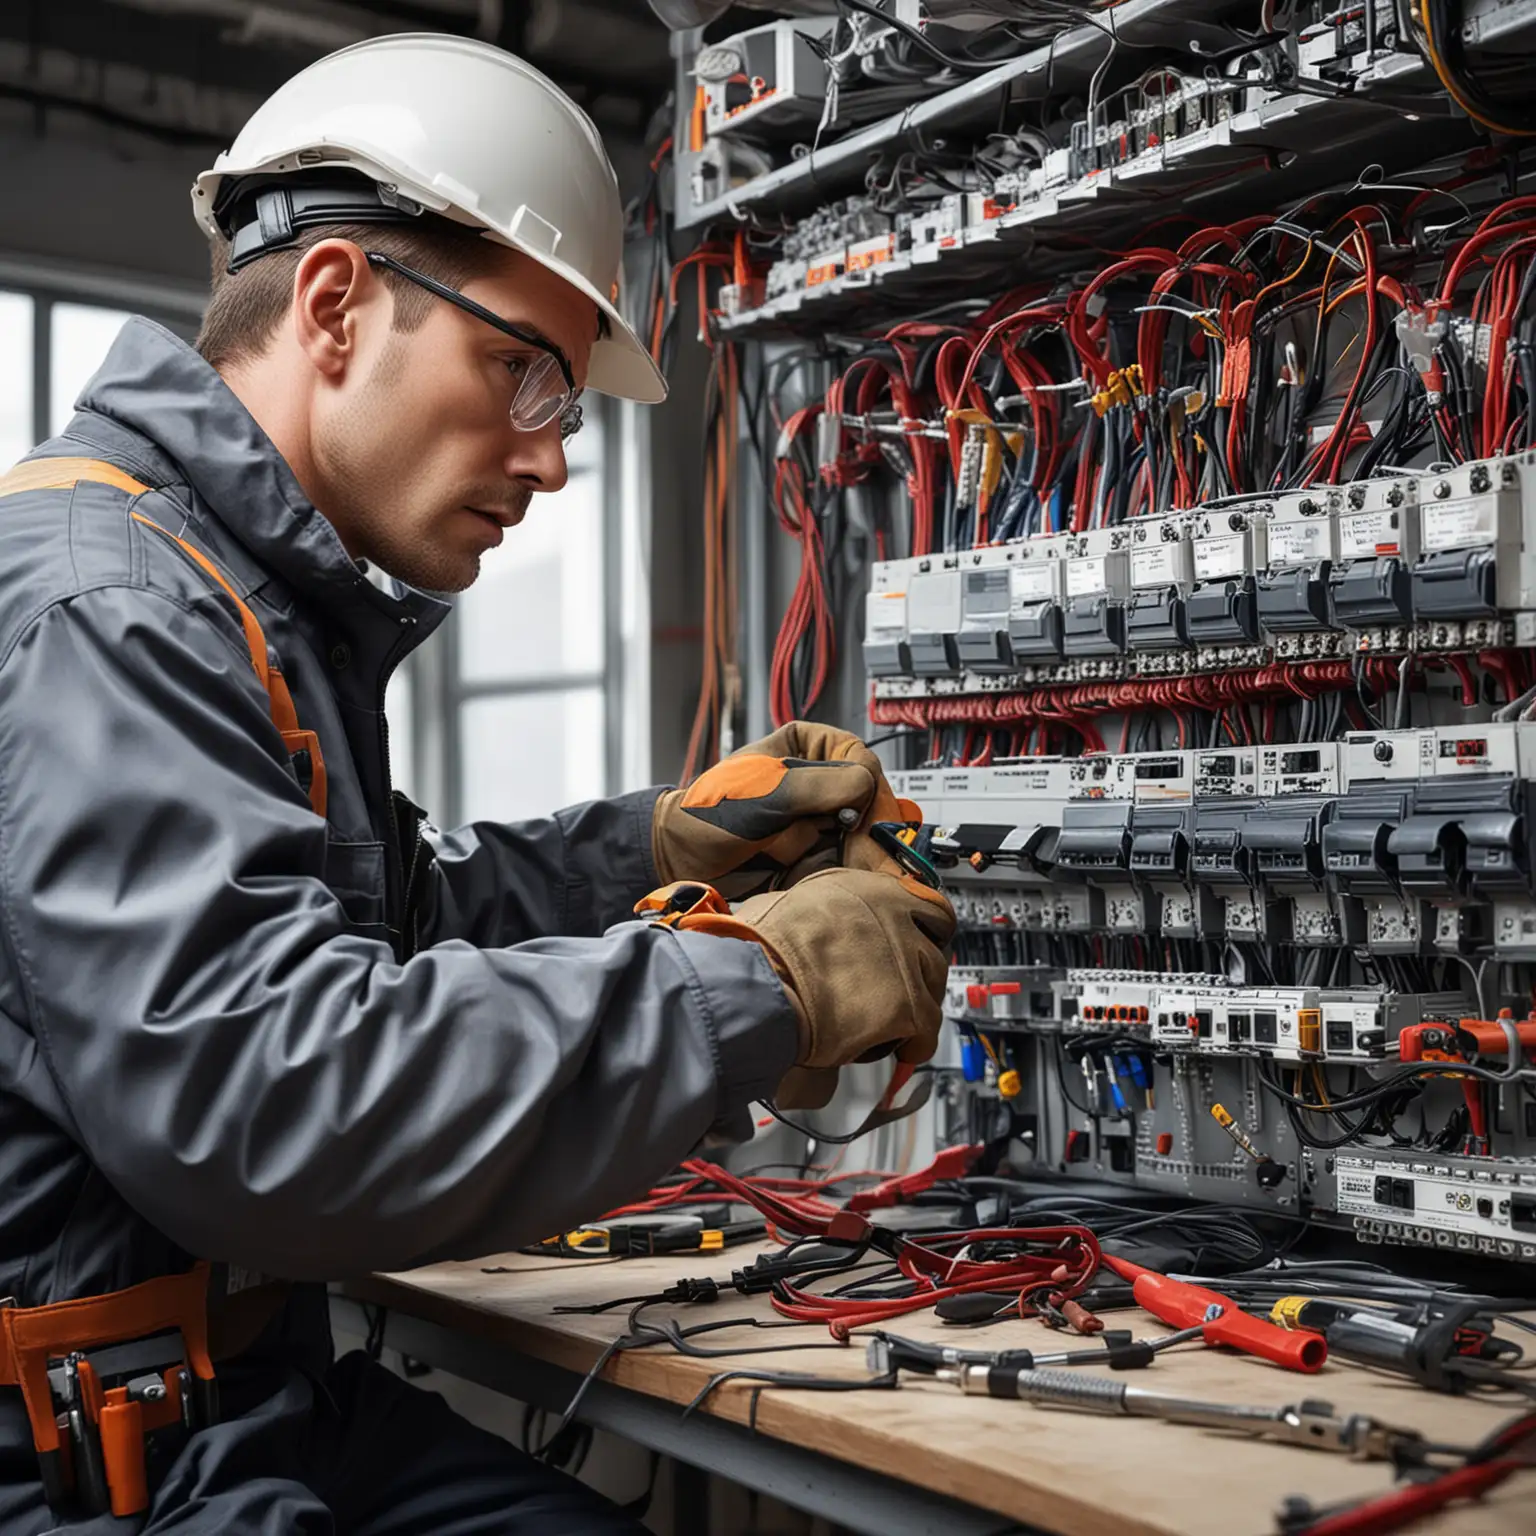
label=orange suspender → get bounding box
[0,457,327,818]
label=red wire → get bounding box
[771,1225,1101,1340]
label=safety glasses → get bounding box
[365,252,584,440]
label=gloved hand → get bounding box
[652,722,917,900]
[731,866,956,1076]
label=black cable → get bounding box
[1263,1056,1527,1108]
[834,0,998,75]
[682,1365,899,1428]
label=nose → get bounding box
[504,420,568,493]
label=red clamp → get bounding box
[1398,1022,1463,1064]
[1101,1254,1326,1373]
[846,1144,983,1214]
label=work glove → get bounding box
[734,865,955,1075]
[652,722,918,900]
[635,868,955,1112]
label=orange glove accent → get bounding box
[653,721,908,898]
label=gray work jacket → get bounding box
[0,317,796,1317]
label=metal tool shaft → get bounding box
[956,1368,1377,1455]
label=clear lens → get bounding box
[509,351,574,432]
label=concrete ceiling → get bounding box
[0,0,675,149]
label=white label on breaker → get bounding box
[1010,562,1058,605]
[865,591,907,637]
[989,766,1061,794]
[1131,544,1179,587]
[1339,511,1399,558]
[1267,521,1326,564]
[1422,498,1495,552]
[1067,557,1109,597]
[1194,536,1247,580]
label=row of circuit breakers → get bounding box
[938,952,1536,1264]
[909,724,1536,1261]
[864,453,1536,692]
[705,5,1396,327]
[892,722,1536,957]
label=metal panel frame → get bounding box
[670,0,1536,230]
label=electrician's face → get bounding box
[319,247,595,593]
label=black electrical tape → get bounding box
[1105,1342,1156,1370]
[935,1292,1017,1323]
[987,1364,1024,1398]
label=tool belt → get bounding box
[1,1263,210,1518]
[0,1264,291,1519]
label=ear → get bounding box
[291,240,379,381]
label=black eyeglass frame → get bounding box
[364,251,583,438]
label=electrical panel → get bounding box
[862,456,1536,693]
[651,0,1536,1268]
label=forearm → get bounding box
[418,786,665,945]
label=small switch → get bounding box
[1155,1132,1173,1156]
[1297,1009,1321,1054]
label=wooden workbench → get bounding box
[341,1246,1532,1536]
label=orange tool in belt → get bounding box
[0,1264,219,1518]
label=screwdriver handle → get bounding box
[965,1365,1131,1409]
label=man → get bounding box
[0,33,953,1535]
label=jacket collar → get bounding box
[73,317,449,643]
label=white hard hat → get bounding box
[192,33,665,405]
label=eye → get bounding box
[503,356,533,386]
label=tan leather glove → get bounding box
[731,866,956,1073]
[652,721,916,900]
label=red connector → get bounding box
[1101,1254,1326,1373]
[845,1144,982,1214]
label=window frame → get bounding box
[398,392,627,828]
[0,258,204,446]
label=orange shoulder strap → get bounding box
[0,457,327,819]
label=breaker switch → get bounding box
[1297,1009,1321,1054]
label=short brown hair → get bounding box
[195,215,503,370]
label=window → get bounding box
[388,414,618,829]
[446,416,610,825]
[0,281,195,458]
[0,293,33,468]
[460,687,606,823]
[50,303,133,435]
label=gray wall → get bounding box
[0,103,210,301]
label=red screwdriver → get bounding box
[1101,1254,1327,1374]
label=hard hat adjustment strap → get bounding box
[218,173,418,272]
